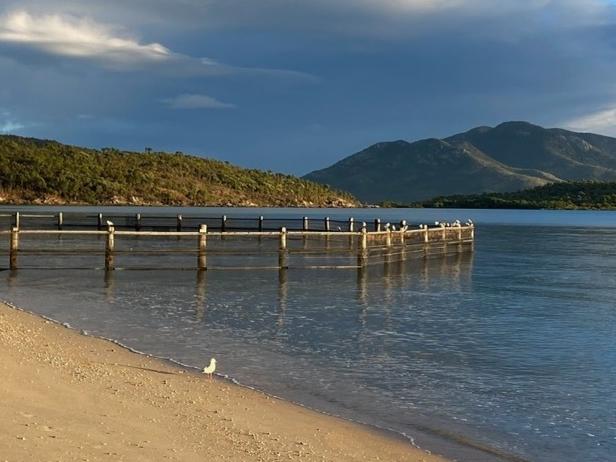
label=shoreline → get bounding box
[0,300,448,461]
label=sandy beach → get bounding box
[0,301,447,462]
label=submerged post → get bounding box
[135,213,142,231]
[9,226,19,270]
[57,212,63,230]
[279,227,288,269]
[176,214,183,232]
[105,223,115,270]
[198,224,207,270]
[97,213,103,230]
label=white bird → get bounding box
[202,358,217,380]
[106,220,114,227]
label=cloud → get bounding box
[162,94,235,110]
[0,10,170,67]
[0,109,25,133]
[0,9,314,80]
[563,106,616,136]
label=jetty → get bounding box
[0,212,474,271]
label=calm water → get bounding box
[1,207,616,462]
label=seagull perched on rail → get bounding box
[106,220,114,227]
[202,358,217,380]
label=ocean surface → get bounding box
[1,206,616,462]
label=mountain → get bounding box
[0,135,356,207]
[417,181,616,210]
[304,121,616,203]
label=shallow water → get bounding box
[1,207,616,462]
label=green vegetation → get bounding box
[414,181,616,209]
[0,135,357,207]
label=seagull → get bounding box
[202,358,217,380]
[106,220,114,227]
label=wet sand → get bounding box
[0,302,448,462]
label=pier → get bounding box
[0,212,474,271]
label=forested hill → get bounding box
[304,121,616,203]
[0,135,357,207]
[415,181,616,209]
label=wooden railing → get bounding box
[1,215,474,270]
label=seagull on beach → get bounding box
[203,358,217,380]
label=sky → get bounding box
[1,0,616,175]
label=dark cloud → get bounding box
[0,1,615,173]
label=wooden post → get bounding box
[57,212,63,230]
[348,217,355,232]
[385,223,392,247]
[423,225,429,243]
[221,215,227,232]
[9,226,19,270]
[442,224,446,241]
[279,227,288,269]
[105,223,115,271]
[198,224,207,270]
[358,227,368,267]
[324,217,330,232]
[374,218,381,232]
[400,219,407,244]
[176,214,183,232]
[135,213,142,231]
[13,212,20,230]
[303,216,309,231]
[457,223,462,241]
[470,224,475,240]
[258,216,264,232]
[97,213,103,230]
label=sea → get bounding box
[1,206,615,462]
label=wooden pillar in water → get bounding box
[105,223,115,271]
[399,219,407,244]
[13,212,20,230]
[324,217,330,232]
[303,216,309,231]
[135,213,142,231]
[357,226,368,268]
[348,217,355,249]
[9,226,19,270]
[258,216,264,232]
[385,223,392,247]
[97,213,103,230]
[457,223,462,241]
[57,212,63,230]
[278,227,288,269]
[198,224,207,270]
[374,218,381,232]
[221,215,227,232]
[176,214,183,232]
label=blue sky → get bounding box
[1,0,616,174]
